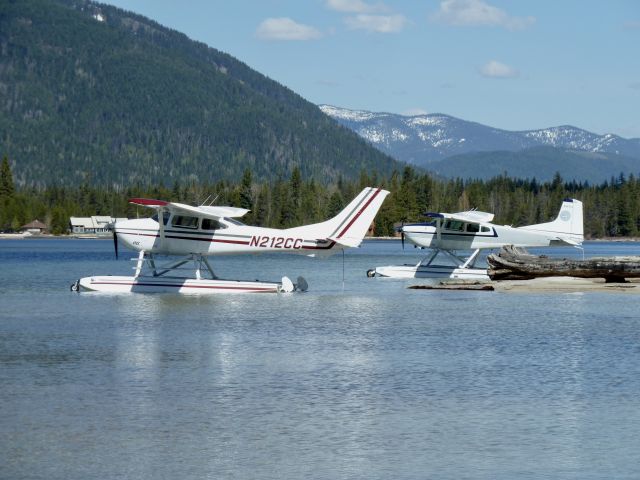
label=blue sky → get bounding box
[105,0,640,138]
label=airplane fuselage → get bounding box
[116,218,339,256]
[403,223,570,250]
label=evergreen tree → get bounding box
[300,180,321,224]
[238,169,255,224]
[288,166,302,225]
[239,169,253,210]
[326,191,344,218]
[0,155,15,199]
[254,184,270,227]
[171,181,181,201]
[397,166,418,220]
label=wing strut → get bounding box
[158,206,166,251]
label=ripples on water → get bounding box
[2,239,640,479]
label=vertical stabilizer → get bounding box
[519,198,584,245]
[327,187,390,247]
[288,187,389,248]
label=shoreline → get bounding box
[419,277,640,294]
[364,236,640,243]
[494,276,640,294]
[3,234,640,242]
[0,234,113,240]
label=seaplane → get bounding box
[71,187,389,294]
[368,198,584,280]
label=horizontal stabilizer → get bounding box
[328,235,362,248]
[557,237,581,247]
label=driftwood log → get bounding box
[408,283,494,291]
[487,245,640,283]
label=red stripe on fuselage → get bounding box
[117,229,336,249]
[117,230,250,245]
[89,281,277,292]
[336,188,381,239]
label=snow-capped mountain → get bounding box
[320,105,640,168]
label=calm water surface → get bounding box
[2,239,640,479]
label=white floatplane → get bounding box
[73,187,389,293]
[369,198,583,280]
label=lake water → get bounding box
[2,238,640,479]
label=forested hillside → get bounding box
[1,156,639,239]
[0,0,400,187]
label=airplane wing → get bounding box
[451,211,495,223]
[129,198,249,219]
[196,205,249,219]
[129,198,169,208]
[423,210,495,223]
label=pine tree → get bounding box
[239,169,253,210]
[0,155,15,199]
[254,184,270,227]
[238,169,255,224]
[288,166,302,225]
[326,191,344,218]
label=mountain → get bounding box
[0,0,402,187]
[320,105,640,182]
[429,146,640,184]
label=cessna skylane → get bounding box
[369,198,584,280]
[73,187,389,294]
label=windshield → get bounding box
[151,211,170,225]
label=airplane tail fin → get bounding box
[326,187,390,247]
[519,198,584,246]
[289,187,389,248]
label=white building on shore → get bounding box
[69,216,127,235]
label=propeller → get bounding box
[113,230,119,259]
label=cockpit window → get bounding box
[151,211,170,225]
[202,218,226,230]
[466,223,479,233]
[171,215,198,229]
[481,226,491,233]
[444,220,464,232]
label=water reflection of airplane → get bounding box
[369,199,583,280]
[73,187,389,294]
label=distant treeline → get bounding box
[1,156,638,238]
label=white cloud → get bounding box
[479,60,518,78]
[344,14,408,33]
[256,18,322,41]
[431,0,535,31]
[326,0,388,13]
